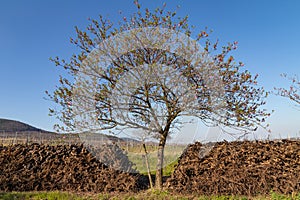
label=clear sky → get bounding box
[0,0,299,141]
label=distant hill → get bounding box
[0,118,142,144]
[0,118,52,133]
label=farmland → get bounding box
[1,136,300,199]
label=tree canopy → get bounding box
[47,1,270,189]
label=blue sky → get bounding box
[0,0,299,140]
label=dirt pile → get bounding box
[0,143,146,192]
[167,140,300,195]
[85,143,138,173]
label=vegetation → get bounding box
[47,0,270,189]
[0,191,89,200]
[126,144,183,176]
[1,191,300,200]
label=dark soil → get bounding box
[166,139,300,196]
[2,139,300,196]
[0,143,147,192]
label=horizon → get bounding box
[1,0,299,143]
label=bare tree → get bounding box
[47,1,270,189]
[275,74,300,106]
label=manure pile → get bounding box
[167,140,300,195]
[0,143,146,192]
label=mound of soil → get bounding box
[0,143,146,192]
[85,143,138,173]
[166,140,300,195]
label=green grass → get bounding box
[125,144,185,176]
[0,191,91,200]
[1,191,300,200]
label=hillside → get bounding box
[0,118,144,145]
[0,118,51,133]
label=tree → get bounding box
[47,1,270,189]
[275,74,300,106]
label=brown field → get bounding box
[1,138,300,197]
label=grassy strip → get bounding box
[0,191,90,200]
[1,190,300,200]
[126,144,184,176]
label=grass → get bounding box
[2,191,300,200]
[125,144,185,176]
[0,191,90,200]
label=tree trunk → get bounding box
[142,143,153,189]
[155,137,166,190]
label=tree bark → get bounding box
[155,135,166,190]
